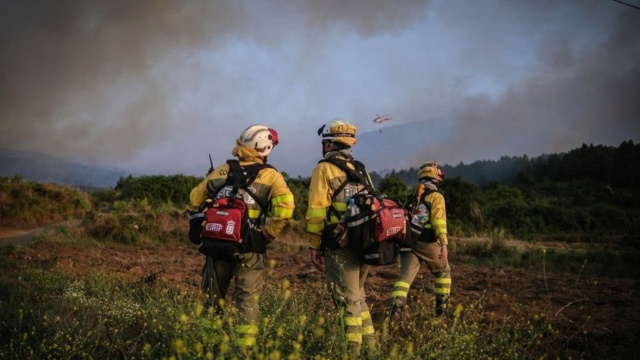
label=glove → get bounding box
[334,223,349,248]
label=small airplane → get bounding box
[373,114,392,124]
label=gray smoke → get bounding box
[0,0,431,171]
[1,0,637,176]
[0,0,235,164]
[411,0,640,166]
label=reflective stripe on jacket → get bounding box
[422,190,448,245]
[305,155,372,249]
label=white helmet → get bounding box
[239,124,279,157]
[317,119,357,146]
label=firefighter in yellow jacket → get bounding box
[190,124,294,350]
[306,119,378,358]
[389,161,452,319]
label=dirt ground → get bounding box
[2,227,640,357]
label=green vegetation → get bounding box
[114,174,203,207]
[1,225,635,359]
[0,176,92,229]
[1,141,637,247]
[82,199,186,245]
[453,237,640,279]
[6,141,635,244]
[371,141,640,244]
[1,141,638,358]
[0,262,555,359]
[280,174,309,231]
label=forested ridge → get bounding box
[385,140,640,187]
[374,141,640,243]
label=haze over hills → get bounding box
[2,132,637,190]
[288,119,552,178]
[0,148,132,189]
[286,120,440,177]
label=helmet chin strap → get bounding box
[321,140,332,156]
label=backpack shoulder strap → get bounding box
[319,157,374,220]
[407,186,440,215]
[226,159,273,186]
[226,159,270,215]
[403,185,437,211]
[420,186,443,202]
[319,157,374,193]
[420,188,435,201]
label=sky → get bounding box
[1,0,639,177]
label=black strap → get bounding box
[319,157,374,192]
[404,187,436,210]
[319,157,374,220]
[419,188,435,204]
[210,160,272,219]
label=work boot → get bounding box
[389,303,404,323]
[362,335,378,358]
[348,341,362,360]
[435,298,451,317]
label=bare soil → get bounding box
[2,228,639,357]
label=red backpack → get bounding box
[200,196,247,242]
[320,157,406,265]
[201,160,269,242]
[346,193,407,243]
[192,160,271,261]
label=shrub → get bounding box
[0,177,91,229]
[115,174,202,207]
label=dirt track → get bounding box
[3,229,640,357]
[0,220,82,246]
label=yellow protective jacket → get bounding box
[190,160,294,239]
[305,155,373,249]
[420,183,448,245]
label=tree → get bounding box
[377,174,410,201]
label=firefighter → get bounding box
[190,124,295,351]
[389,161,452,319]
[306,119,378,358]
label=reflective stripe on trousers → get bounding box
[202,253,266,347]
[391,241,451,305]
[324,247,375,345]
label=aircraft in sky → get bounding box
[373,114,392,124]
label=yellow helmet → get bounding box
[317,119,357,146]
[418,161,444,183]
